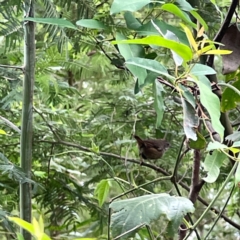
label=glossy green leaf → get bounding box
[190,63,216,76]
[116,33,147,87]
[124,12,142,30]
[221,79,240,112]
[94,179,111,207]
[110,0,151,14]
[76,19,106,29]
[138,20,189,46]
[202,151,227,183]
[161,3,197,28]
[182,98,199,141]
[194,76,224,141]
[189,131,207,149]
[110,194,194,239]
[125,57,174,81]
[153,80,165,127]
[24,17,78,30]
[113,36,192,61]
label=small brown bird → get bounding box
[134,135,170,163]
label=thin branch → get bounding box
[0,64,24,70]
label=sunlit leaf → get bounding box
[181,24,197,52]
[161,3,196,28]
[204,50,232,55]
[113,36,193,61]
[0,129,6,135]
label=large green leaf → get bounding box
[110,0,151,14]
[153,80,165,127]
[113,36,192,62]
[110,194,194,239]
[125,57,174,81]
[182,98,199,141]
[202,151,227,183]
[76,19,106,29]
[190,64,216,76]
[138,20,189,46]
[124,12,142,30]
[161,3,196,28]
[24,17,77,30]
[194,76,224,141]
[116,33,147,87]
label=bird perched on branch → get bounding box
[134,135,170,164]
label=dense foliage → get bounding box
[0,0,240,239]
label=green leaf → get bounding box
[221,79,240,112]
[125,57,174,81]
[194,76,224,141]
[161,3,197,28]
[24,17,78,30]
[0,129,6,134]
[94,179,111,207]
[76,19,106,29]
[179,84,195,108]
[190,63,216,76]
[110,194,194,239]
[206,141,228,151]
[182,98,199,141]
[153,80,165,128]
[110,0,151,14]
[202,151,227,183]
[226,132,240,142]
[138,20,189,46]
[8,217,35,235]
[116,33,147,86]
[124,12,142,30]
[190,11,208,31]
[16,233,24,240]
[113,36,193,62]
[175,0,195,11]
[189,131,207,149]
